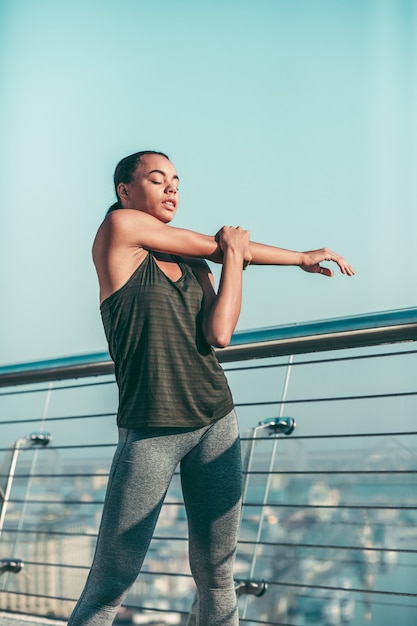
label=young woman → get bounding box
[68,150,354,626]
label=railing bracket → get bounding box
[0,559,24,574]
[258,416,296,435]
[235,579,268,597]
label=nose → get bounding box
[165,180,178,194]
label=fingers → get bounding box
[217,225,252,269]
[301,262,334,277]
[333,256,355,276]
[323,248,356,276]
[217,225,250,242]
[318,265,334,278]
[302,248,355,277]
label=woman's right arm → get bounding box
[106,209,223,261]
[200,226,250,347]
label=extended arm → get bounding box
[248,242,355,276]
[106,210,354,275]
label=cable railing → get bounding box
[0,307,416,625]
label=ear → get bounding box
[117,182,129,200]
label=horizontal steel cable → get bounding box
[0,412,115,426]
[1,392,416,428]
[0,379,115,397]
[5,555,417,591]
[4,529,415,565]
[4,513,415,539]
[241,429,417,441]
[235,390,417,407]
[1,428,415,454]
[0,472,110,479]
[13,552,416,573]
[225,347,417,372]
[242,469,417,475]
[238,539,417,554]
[0,443,116,453]
[2,468,416,480]
[247,614,352,626]
[2,527,100,538]
[21,561,193,579]
[0,469,405,479]
[237,553,417,569]
[3,528,417,556]
[6,495,417,512]
[266,579,417,599]
[242,502,417,510]
[3,527,186,545]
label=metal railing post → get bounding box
[0,440,24,538]
[241,354,294,619]
[0,433,51,538]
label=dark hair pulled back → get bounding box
[107,150,170,215]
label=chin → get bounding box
[162,212,176,223]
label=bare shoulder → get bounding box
[93,210,158,252]
[105,208,153,232]
[92,210,149,303]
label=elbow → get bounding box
[205,329,232,349]
[213,337,232,349]
[203,314,238,348]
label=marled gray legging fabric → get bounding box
[67,410,242,626]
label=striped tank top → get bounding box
[100,252,234,428]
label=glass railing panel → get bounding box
[0,376,117,618]
[232,344,417,626]
[0,311,416,625]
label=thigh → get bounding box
[92,428,182,568]
[180,411,242,580]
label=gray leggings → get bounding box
[68,410,242,626]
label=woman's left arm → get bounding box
[193,231,354,348]
[248,242,355,277]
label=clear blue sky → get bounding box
[1,0,416,366]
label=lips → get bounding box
[162,199,177,210]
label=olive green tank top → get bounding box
[100,252,234,428]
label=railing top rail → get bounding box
[1,307,416,387]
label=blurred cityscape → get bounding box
[1,435,416,626]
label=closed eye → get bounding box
[150,179,179,190]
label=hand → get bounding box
[215,226,252,270]
[300,248,355,277]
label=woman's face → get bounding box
[118,153,179,223]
